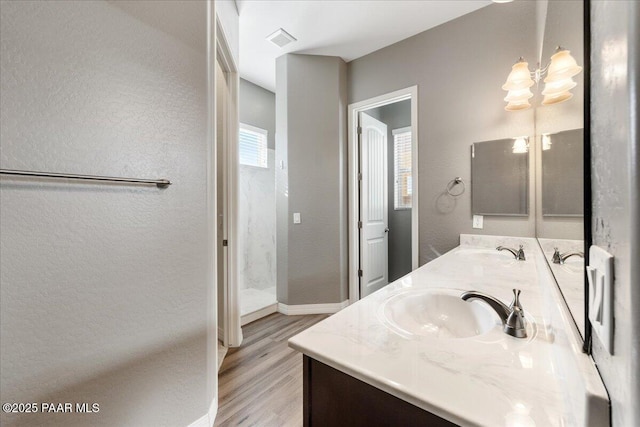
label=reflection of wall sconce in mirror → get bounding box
[512,136,529,154]
[502,47,582,111]
[542,134,552,151]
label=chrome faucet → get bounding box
[496,245,526,261]
[552,247,585,264]
[460,289,527,338]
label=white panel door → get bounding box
[360,112,388,298]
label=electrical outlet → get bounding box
[472,215,484,229]
[293,212,301,224]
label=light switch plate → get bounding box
[293,212,301,224]
[472,215,484,229]
[588,245,614,354]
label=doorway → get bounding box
[348,86,419,302]
[215,24,242,350]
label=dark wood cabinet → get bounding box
[303,356,458,427]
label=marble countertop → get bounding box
[537,238,586,337]
[289,235,607,427]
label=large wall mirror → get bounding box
[469,1,587,343]
[535,0,587,342]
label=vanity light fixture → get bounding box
[512,136,529,154]
[502,47,582,111]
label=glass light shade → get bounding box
[542,134,552,151]
[504,87,534,102]
[512,137,529,153]
[545,50,582,82]
[502,61,534,90]
[505,101,531,111]
[542,91,573,105]
[542,77,577,96]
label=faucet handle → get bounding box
[509,289,523,310]
[505,289,527,338]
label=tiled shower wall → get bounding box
[238,149,276,291]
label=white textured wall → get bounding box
[0,1,211,426]
[590,1,640,426]
[238,150,276,291]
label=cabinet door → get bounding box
[303,356,458,427]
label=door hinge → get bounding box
[358,269,363,277]
[358,172,362,181]
[358,221,362,229]
[357,126,362,135]
[222,239,228,247]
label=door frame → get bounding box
[347,86,419,304]
[215,17,242,348]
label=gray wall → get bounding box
[590,1,640,426]
[239,78,276,149]
[367,100,413,282]
[0,1,211,425]
[276,54,348,305]
[348,1,537,264]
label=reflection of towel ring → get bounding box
[446,177,465,197]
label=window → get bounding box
[239,123,268,168]
[393,127,412,209]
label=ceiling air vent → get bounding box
[266,28,297,48]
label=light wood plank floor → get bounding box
[215,313,327,427]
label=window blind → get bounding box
[393,127,412,209]
[239,123,268,168]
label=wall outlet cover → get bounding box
[472,215,484,229]
[293,212,301,224]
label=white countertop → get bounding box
[289,235,608,427]
[537,238,586,337]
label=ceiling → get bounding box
[238,0,492,92]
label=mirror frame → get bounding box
[582,0,592,354]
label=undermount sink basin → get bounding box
[454,248,515,262]
[380,288,500,339]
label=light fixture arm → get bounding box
[531,62,550,84]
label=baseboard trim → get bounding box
[208,397,217,427]
[187,396,217,427]
[241,303,278,326]
[278,300,349,315]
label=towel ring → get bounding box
[446,177,465,197]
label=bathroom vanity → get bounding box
[289,235,608,426]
